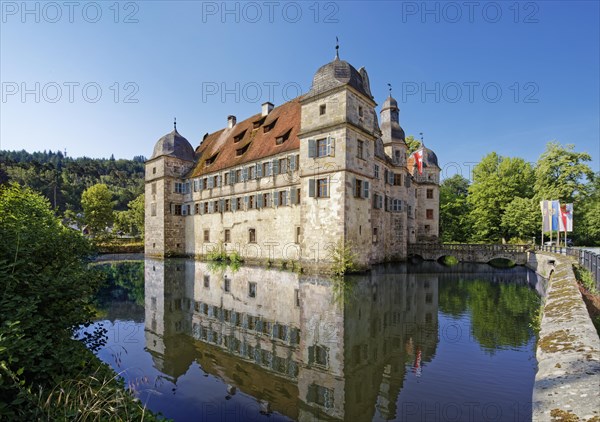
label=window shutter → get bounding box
[256,194,262,208]
[291,188,297,204]
[219,199,224,213]
[232,198,237,211]
[229,170,235,185]
[373,194,378,209]
[274,191,279,206]
[363,181,370,199]
[384,169,388,185]
[309,179,316,197]
[352,177,356,197]
[256,163,262,178]
[308,346,315,365]
[289,155,296,171]
[379,195,383,210]
[282,191,288,206]
[242,167,248,181]
[272,159,279,175]
[265,162,272,177]
[244,196,249,208]
[308,139,316,158]
[208,177,214,189]
[208,202,214,213]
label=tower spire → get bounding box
[174,117,177,131]
[335,36,339,59]
[420,132,425,148]
[387,83,392,97]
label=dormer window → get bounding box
[319,104,326,115]
[253,116,266,129]
[236,142,251,156]
[233,129,247,143]
[275,129,291,145]
[263,118,278,133]
[205,153,218,166]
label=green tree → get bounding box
[534,142,594,203]
[405,135,421,155]
[468,153,535,241]
[112,193,144,237]
[81,183,114,235]
[574,172,600,245]
[439,175,472,242]
[501,197,540,241]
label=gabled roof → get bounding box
[188,98,301,178]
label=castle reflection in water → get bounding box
[143,259,440,421]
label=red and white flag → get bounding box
[413,149,424,175]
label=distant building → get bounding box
[145,54,440,268]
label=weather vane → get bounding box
[174,117,177,131]
[335,36,339,59]
[419,132,425,147]
[387,83,392,97]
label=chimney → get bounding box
[227,115,236,128]
[262,102,274,116]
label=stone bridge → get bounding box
[407,243,530,265]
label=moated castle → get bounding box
[144,54,440,269]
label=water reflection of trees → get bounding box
[438,278,540,351]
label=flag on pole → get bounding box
[565,203,573,232]
[413,149,424,175]
[551,200,560,231]
[540,200,551,232]
[559,204,567,232]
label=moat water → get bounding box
[84,259,543,422]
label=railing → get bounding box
[536,246,600,292]
[411,243,530,253]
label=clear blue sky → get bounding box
[1,1,598,180]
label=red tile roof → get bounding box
[188,98,301,178]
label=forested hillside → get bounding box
[0,150,145,214]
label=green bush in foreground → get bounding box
[0,184,159,420]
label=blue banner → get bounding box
[551,200,560,231]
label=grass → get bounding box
[572,264,598,295]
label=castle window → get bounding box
[275,129,291,145]
[203,275,210,288]
[357,140,364,159]
[279,158,288,173]
[174,204,182,215]
[236,142,251,156]
[151,203,157,216]
[174,182,185,193]
[317,178,329,198]
[317,139,328,157]
[307,384,334,409]
[308,345,329,367]
[233,129,247,143]
[151,182,157,194]
[248,282,257,298]
[152,167,156,174]
[205,153,218,166]
[224,229,231,243]
[248,228,256,243]
[224,199,231,212]
[236,197,242,211]
[395,150,401,164]
[263,192,271,207]
[248,165,255,179]
[263,118,277,133]
[374,165,379,179]
[235,169,241,182]
[426,209,434,220]
[224,172,229,185]
[394,173,402,186]
[355,179,363,198]
[319,104,326,115]
[263,161,272,177]
[358,105,363,118]
[194,203,200,214]
[214,175,220,187]
[373,227,378,243]
[278,190,287,206]
[392,199,402,212]
[203,229,210,242]
[295,227,301,244]
[427,189,433,199]
[253,116,266,129]
[248,195,255,209]
[224,277,231,292]
[203,202,209,214]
